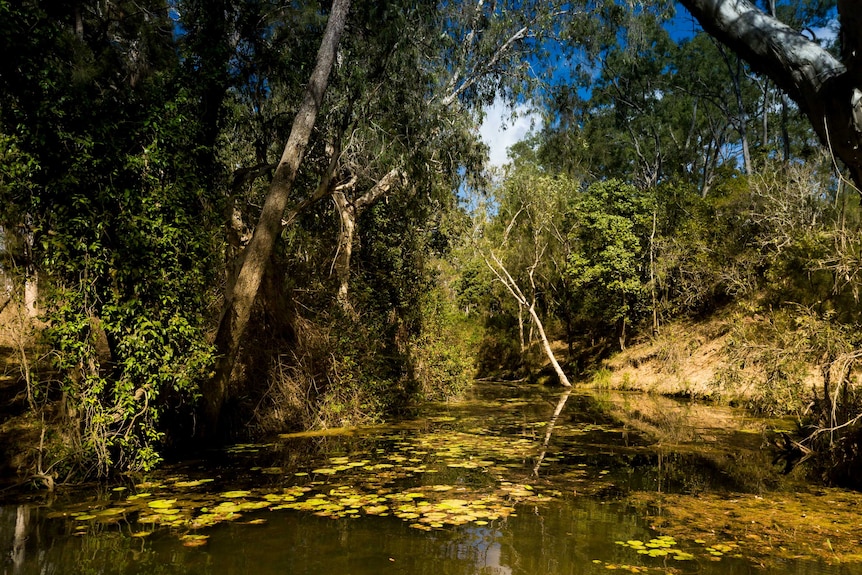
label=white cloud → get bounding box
[478,98,542,169]
[809,20,838,49]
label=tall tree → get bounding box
[679,0,862,186]
[565,180,655,350]
[204,0,352,434]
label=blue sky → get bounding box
[476,0,838,170]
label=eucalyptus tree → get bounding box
[679,0,862,187]
[204,0,352,433]
[547,20,772,195]
[327,0,579,313]
[205,0,622,429]
[477,159,577,386]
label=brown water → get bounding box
[2,383,860,575]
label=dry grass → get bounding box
[583,310,820,411]
[587,316,732,398]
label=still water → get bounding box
[2,383,861,575]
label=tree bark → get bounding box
[332,187,357,312]
[331,168,404,312]
[679,0,862,186]
[203,0,352,436]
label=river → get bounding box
[2,382,861,574]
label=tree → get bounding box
[679,0,862,187]
[475,162,576,387]
[324,0,577,314]
[565,180,655,350]
[204,0,352,435]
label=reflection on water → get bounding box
[2,383,862,575]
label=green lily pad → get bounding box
[220,490,251,498]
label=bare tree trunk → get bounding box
[618,315,627,351]
[780,93,791,162]
[332,189,357,313]
[518,304,526,353]
[527,301,570,386]
[22,214,38,318]
[715,43,753,174]
[203,0,352,435]
[733,60,753,175]
[485,252,571,387]
[760,78,769,150]
[23,273,37,319]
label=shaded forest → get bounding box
[1,0,862,489]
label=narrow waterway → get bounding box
[2,382,861,575]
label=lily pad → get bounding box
[220,490,252,498]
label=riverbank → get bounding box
[580,306,822,417]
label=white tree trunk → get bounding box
[330,169,404,313]
[485,252,571,387]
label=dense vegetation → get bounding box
[1,0,861,489]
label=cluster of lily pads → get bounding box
[589,562,650,573]
[259,483,524,531]
[613,536,742,564]
[615,536,694,561]
[51,421,566,546]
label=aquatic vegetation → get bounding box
[30,383,862,572]
[614,536,697,561]
[629,489,862,564]
[40,412,569,547]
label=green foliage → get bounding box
[408,285,474,401]
[564,179,654,345]
[0,1,220,476]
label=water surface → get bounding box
[2,383,860,575]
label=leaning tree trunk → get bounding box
[202,0,352,436]
[679,0,862,187]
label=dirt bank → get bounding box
[581,308,822,416]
